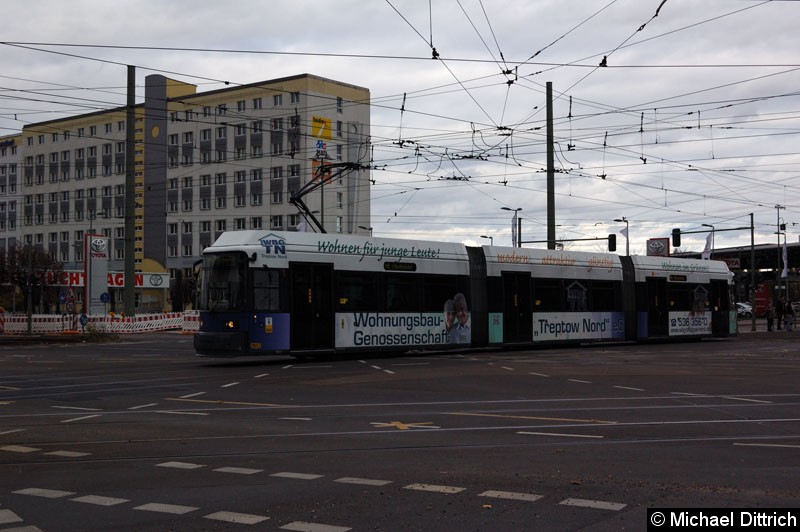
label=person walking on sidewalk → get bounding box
[766,302,775,332]
[776,298,784,330]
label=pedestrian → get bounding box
[766,302,775,332]
[785,300,794,332]
[776,298,784,330]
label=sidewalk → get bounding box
[736,318,798,334]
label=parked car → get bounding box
[736,302,753,319]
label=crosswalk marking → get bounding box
[14,488,75,498]
[71,495,129,506]
[134,502,198,515]
[479,490,543,502]
[214,467,263,475]
[204,511,270,525]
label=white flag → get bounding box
[781,239,788,278]
[701,233,713,260]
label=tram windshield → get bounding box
[198,252,248,312]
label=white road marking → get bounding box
[14,488,76,498]
[156,410,208,416]
[501,366,515,371]
[205,511,270,525]
[271,472,323,480]
[568,379,592,384]
[51,406,102,411]
[0,508,23,525]
[518,431,604,439]
[721,395,772,404]
[134,502,198,515]
[529,372,549,377]
[128,403,158,410]
[157,461,205,470]
[479,490,543,502]
[1,445,40,453]
[334,477,393,486]
[614,386,645,391]
[281,417,312,421]
[383,369,395,374]
[254,373,269,378]
[559,498,626,511]
[404,483,466,494]
[0,429,25,436]
[214,467,263,475]
[61,414,101,423]
[45,450,90,457]
[179,392,206,399]
[221,382,239,388]
[280,522,351,532]
[71,495,129,506]
[734,442,800,449]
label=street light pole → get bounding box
[480,235,493,246]
[614,217,629,256]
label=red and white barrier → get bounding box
[0,311,195,335]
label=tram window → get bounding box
[385,274,420,312]
[670,285,709,311]
[566,281,588,311]
[336,271,377,311]
[423,275,459,311]
[533,279,562,311]
[204,253,246,311]
[590,281,617,311]
[253,269,282,311]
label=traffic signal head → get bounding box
[608,234,616,252]
[671,228,681,247]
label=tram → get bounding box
[193,231,736,357]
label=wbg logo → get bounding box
[259,233,286,257]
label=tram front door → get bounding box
[290,263,334,351]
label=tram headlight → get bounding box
[224,320,239,330]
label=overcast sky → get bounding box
[2,0,799,253]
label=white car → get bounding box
[736,302,753,319]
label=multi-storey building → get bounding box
[0,73,371,312]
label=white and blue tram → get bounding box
[193,231,736,357]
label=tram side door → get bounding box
[503,272,532,343]
[290,263,334,351]
[709,279,731,336]
[646,277,668,337]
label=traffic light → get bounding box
[671,228,681,247]
[608,234,616,252]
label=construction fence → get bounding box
[0,310,200,335]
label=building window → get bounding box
[273,94,282,107]
[337,97,343,113]
[251,216,262,229]
[270,215,283,229]
[234,218,246,230]
[251,192,262,206]
[291,91,300,104]
[253,97,262,110]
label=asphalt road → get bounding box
[0,333,798,531]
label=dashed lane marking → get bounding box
[221,382,239,388]
[0,508,23,526]
[60,414,101,423]
[280,522,351,532]
[71,495,130,506]
[51,406,102,412]
[2,445,41,453]
[271,472,324,480]
[157,461,205,470]
[568,379,592,384]
[205,511,270,525]
[334,477,393,487]
[128,403,158,410]
[614,386,645,391]
[179,392,206,399]
[0,429,25,436]
[13,488,75,499]
[214,467,263,475]
[559,498,626,511]
[45,450,90,457]
[133,502,198,515]
[479,490,544,502]
[404,483,466,494]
